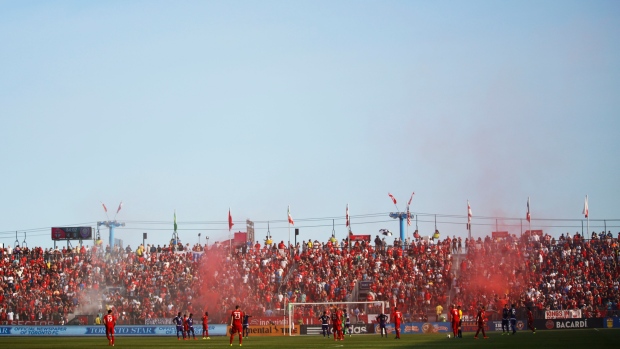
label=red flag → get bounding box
[407,192,415,206]
[388,193,397,205]
[346,204,350,227]
[467,200,472,230]
[101,203,108,213]
[526,197,531,222]
[583,195,589,218]
[288,206,295,225]
[228,208,234,231]
[116,201,123,214]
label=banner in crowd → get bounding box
[0,325,228,337]
[544,309,582,319]
[533,318,604,330]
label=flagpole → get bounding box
[586,195,589,238]
[288,205,291,255]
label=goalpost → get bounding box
[287,301,386,336]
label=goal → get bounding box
[287,301,387,336]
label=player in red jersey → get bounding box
[391,306,403,339]
[182,313,189,340]
[526,307,536,334]
[330,306,340,341]
[202,311,210,339]
[474,305,488,339]
[450,304,460,338]
[230,305,243,346]
[103,309,116,346]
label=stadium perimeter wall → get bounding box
[1,318,618,336]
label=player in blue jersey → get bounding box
[187,313,196,340]
[319,311,330,338]
[376,312,388,338]
[510,304,517,335]
[242,314,252,338]
[173,312,184,340]
[501,304,510,335]
[344,312,352,337]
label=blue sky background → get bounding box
[1,0,619,249]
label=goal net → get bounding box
[287,301,386,336]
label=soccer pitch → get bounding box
[0,330,618,348]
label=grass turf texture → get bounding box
[0,329,618,348]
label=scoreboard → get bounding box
[51,227,93,241]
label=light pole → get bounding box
[206,236,209,248]
[198,233,201,246]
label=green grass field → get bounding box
[0,330,618,348]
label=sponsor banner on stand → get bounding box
[372,322,450,334]
[0,321,58,326]
[534,318,604,330]
[302,324,372,335]
[544,309,582,319]
[230,324,297,336]
[486,320,526,332]
[248,317,288,326]
[0,325,229,337]
[604,317,620,328]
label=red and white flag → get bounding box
[288,206,295,225]
[116,201,123,214]
[101,202,108,213]
[406,207,411,226]
[228,208,234,231]
[526,197,531,222]
[583,195,589,218]
[407,192,415,206]
[388,193,397,205]
[467,200,472,229]
[346,204,350,227]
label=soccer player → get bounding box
[391,306,403,339]
[474,305,488,339]
[173,312,184,340]
[376,312,388,338]
[187,313,196,340]
[242,313,252,338]
[103,309,116,346]
[450,304,460,338]
[344,311,352,337]
[319,311,330,338]
[330,306,341,341]
[501,304,510,335]
[230,305,243,346]
[182,313,189,340]
[202,311,210,339]
[457,305,463,338]
[510,304,517,335]
[526,307,536,334]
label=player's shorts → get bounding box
[202,325,208,331]
[106,327,115,335]
[243,324,249,329]
[176,326,183,332]
[232,324,242,334]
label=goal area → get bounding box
[287,301,386,336]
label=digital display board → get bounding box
[51,227,93,241]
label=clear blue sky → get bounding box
[1,0,619,249]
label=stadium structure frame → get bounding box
[287,301,386,336]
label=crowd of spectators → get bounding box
[454,231,620,320]
[0,230,618,325]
